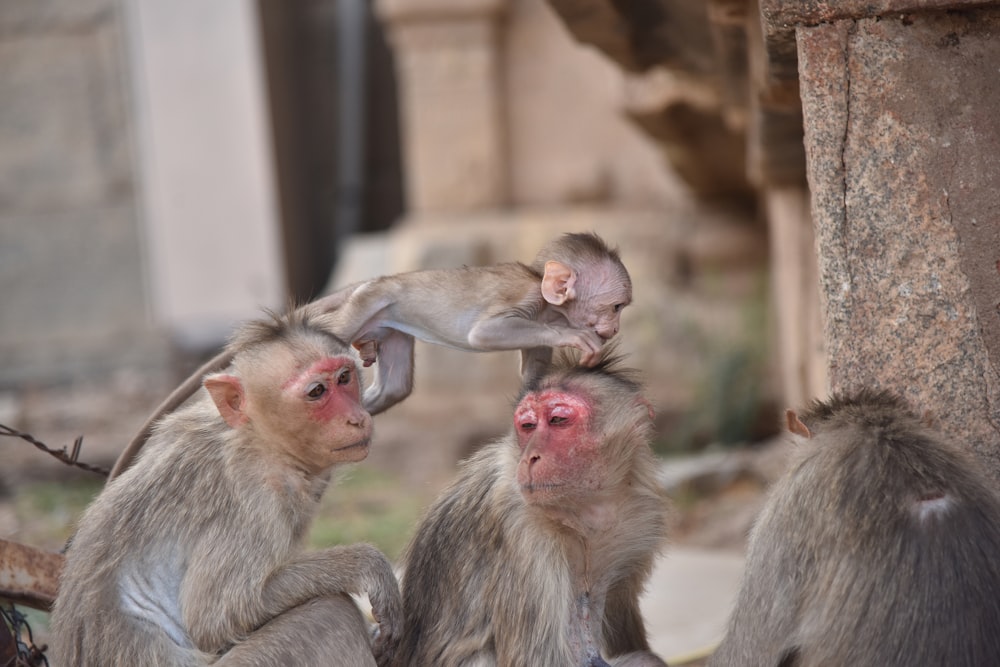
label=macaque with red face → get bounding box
[50,310,401,667]
[393,351,669,667]
[112,232,632,480]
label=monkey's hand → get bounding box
[555,328,605,367]
[364,550,402,667]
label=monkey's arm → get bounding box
[468,315,604,366]
[360,329,414,415]
[602,581,666,666]
[259,545,401,663]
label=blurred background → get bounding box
[7,1,1000,662]
[0,0,821,598]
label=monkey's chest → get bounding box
[565,588,609,665]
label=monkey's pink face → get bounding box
[278,355,373,467]
[565,278,631,341]
[513,389,602,506]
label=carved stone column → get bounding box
[375,0,508,215]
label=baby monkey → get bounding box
[112,231,632,478]
[711,388,1000,667]
[51,310,401,666]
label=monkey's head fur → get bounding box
[792,387,928,441]
[530,232,628,279]
[227,307,350,356]
[519,343,641,400]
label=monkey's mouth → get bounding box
[335,437,371,452]
[521,482,562,493]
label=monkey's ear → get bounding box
[205,374,249,429]
[541,261,577,305]
[785,409,812,438]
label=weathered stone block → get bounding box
[0,4,163,386]
[0,20,131,213]
[797,9,1000,475]
[377,0,507,213]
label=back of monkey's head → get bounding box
[531,232,629,281]
[795,387,919,437]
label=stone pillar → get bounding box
[766,187,826,409]
[793,7,1000,475]
[375,0,508,215]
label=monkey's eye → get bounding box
[306,382,327,399]
[336,368,352,386]
[549,416,569,425]
[613,303,625,313]
[519,421,537,431]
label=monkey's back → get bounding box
[715,402,1000,667]
[354,263,545,347]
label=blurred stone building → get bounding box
[10,0,994,481]
[2,0,778,480]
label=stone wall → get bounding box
[0,1,169,387]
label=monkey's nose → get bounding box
[348,411,372,430]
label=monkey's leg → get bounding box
[362,329,415,415]
[519,346,553,383]
[354,339,379,367]
[215,595,376,667]
[611,652,669,666]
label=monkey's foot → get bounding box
[354,340,378,367]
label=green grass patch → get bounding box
[309,466,428,562]
[11,479,103,549]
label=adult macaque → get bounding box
[51,311,401,666]
[110,232,632,479]
[710,389,1000,667]
[393,351,669,667]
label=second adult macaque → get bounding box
[710,389,1000,667]
[394,351,669,666]
[111,232,632,479]
[50,310,401,666]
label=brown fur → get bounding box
[711,388,1000,667]
[393,350,668,666]
[50,312,401,666]
[111,232,632,479]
